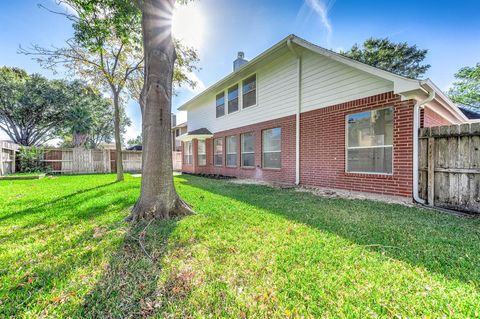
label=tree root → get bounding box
[127,197,194,223]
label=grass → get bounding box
[1,174,479,318]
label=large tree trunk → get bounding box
[113,91,124,182]
[131,0,188,221]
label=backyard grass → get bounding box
[1,174,479,318]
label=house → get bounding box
[176,35,469,201]
[171,121,187,152]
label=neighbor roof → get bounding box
[178,34,468,122]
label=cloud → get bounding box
[186,72,206,94]
[304,0,335,40]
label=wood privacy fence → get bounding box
[42,148,142,174]
[41,148,183,174]
[0,141,18,175]
[419,122,480,213]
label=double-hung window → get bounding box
[226,135,237,167]
[216,92,225,118]
[214,138,223,166]
[197,140,206,166]
[262,128,281,168]
[242,75,256,109]
[227,85,239,113]
[184,141,192,165]
[346,107,393,174]
[241,132,255,167]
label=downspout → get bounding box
[412,86,435,204]
[287,37,301,185]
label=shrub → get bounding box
[18,146,45,173]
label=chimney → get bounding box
[233,51,248,71]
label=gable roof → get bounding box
[178,34,468,122]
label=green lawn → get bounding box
[1,174,479,318]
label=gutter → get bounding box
[287,36,301,185]
[412,83,435,204]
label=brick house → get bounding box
[176,35,469,201]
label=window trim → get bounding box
[213,137,223,167]
[183,141,193,165]
[262,127,281,169]
[226,135,237,167]
[215,92,225,118]
[197,139,206,166]
[227,84,240,115]
[345,106,394,175]
[241,73,257,110]
[241,132,255,168]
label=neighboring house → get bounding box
[177,35,469,200]
[171,121,187,151]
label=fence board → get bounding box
[420,123,480,213]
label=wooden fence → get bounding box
[41,148,182,174]
[0,141,18,175]
[42,148,142,174]
[419,122,480,213]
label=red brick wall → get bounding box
[182,91,417,198]
[183,116,296,183]
[300,92,414,197]
[421,107,452,128]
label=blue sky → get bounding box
[1,0,479,140]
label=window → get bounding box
[214,138,223,166]
[262,128,281,168]
[175,129,180,137]
[227,85,239,114]
[346,107,393,174]
[184,141,192,165]
[226,135,237,167]
[197,140,206,166]
[241,132,255,167]
[216,92,225,118]
[242,75,256,109]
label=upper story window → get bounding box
[214,138,223,166]
[227,85,239,114]
[241,132,255,167]
[242,75,256,109]
[226,135,237,167]
[216,92,225,118]
[346,107,393,174]
[262,128,281,169]
[184,141,192,165]
[197,140,206,166]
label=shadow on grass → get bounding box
[178,175,480,287]
[77,219,178,318]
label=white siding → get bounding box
[187,49,394,133]
[301,50,393,112]
[188,53,298,133]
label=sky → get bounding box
[1,0,479,141]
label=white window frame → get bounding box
[227,84,240,114]
[216,92,225,118]
[241,74,257,110]
[345,106,394,175]
[226,135,237,167]
[241,132,255,168]
[184,141,192,165]
[197,139,206,166]
[214,138,223,167]
[262,128,281,169]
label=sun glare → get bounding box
[172,3,206,51]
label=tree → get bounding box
[130,0,191,221]
[61,81,131,148]
[22,0,198,182]
[448,63,480,110]
[0,67,71,146]
[341,37,430,79]
[127,135,142,147]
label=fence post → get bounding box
[427,137,435,206]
